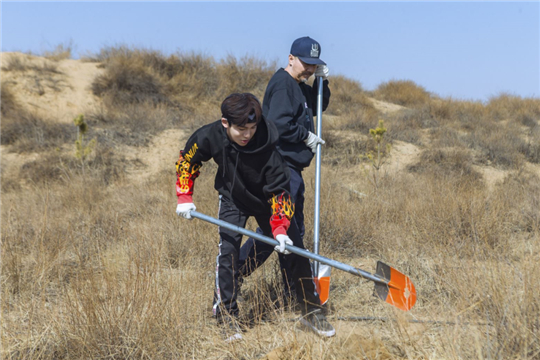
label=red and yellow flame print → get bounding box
[175,149,201,197]
[269,192,295,237]
[270,192,294,220]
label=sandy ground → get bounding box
[1,52,104,123]
[369,97,406,114]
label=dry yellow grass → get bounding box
[2,48,540,359]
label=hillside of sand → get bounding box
[3,51,518,187]
[2,51,540,359]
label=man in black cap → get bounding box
[238,36,334,337]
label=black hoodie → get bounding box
[176,117,292,216]
[262,68,330,170]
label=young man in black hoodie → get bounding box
[239,36,330,302]
[175,93,335,341]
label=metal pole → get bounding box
[190,210,387,286]
[313,77,324,277]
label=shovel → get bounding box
[312,75,331,304]
[190,210,417,312]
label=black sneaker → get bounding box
[299,309,336,337]
[221,318,243,343]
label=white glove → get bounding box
[176,203,196,220]
[314,65,329,79]
[304,131,325,154]
[274,234,293,255]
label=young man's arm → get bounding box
[175,149,201,205]
[176,128,213,205]
[263,153,295,237]
[268,191,295,254]
[268,191,295,237]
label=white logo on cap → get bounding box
[310,43,319,58]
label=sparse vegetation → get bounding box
[0,112,75,152]
[1,54,62,74]
[325,75,379,132]
[1,48,540,359]
[1,81,19,117]
[42,41,73,61]
[374,79,431,107]
[90,46,275,111]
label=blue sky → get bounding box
[2,1,539,101]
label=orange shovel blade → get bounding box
[314,264,332,305]
[374,261,417,311]
[314,276,331,305]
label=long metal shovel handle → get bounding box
[189,210,417,311]
[313,77,324,277]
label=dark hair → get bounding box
[221,93,262,127]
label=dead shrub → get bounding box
[0,174,22,193]
[42,41,73,61]
[87,102,183,147]
[521,124,540,163]
[486,93,540,123]
[374,79,431,107]
[89,47,299,138]
[407,148,482,184]
[19,146,125,186]
[1,54,61,74]
[1,80,19,117]
[429,126,467,148]
[92,58,171,106]
[515,103,540,128]
[325,76,365,115]
[464,124,526,169]
[451,100,487,131]
[427,98,486,129]
[324,76,379,132]
[484,261,540,359]
[1,113,75,152]
[426,97,457,120]
[494,170,540,233]
[383,108,437,145]
[90,47,220,109]
[167,51,220,104]
[19,152,70,185]
[323,133,370,167]
[215,55,275,100]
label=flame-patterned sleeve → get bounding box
[268,192,295,237]
[175,149,202,204]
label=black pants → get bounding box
[213,195,320,320]
[239,167,305,295]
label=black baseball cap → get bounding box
[290,36,326,65]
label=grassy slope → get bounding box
[1,48,540,359]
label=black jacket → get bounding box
[178,118,291,216]
[262,68,330,170]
